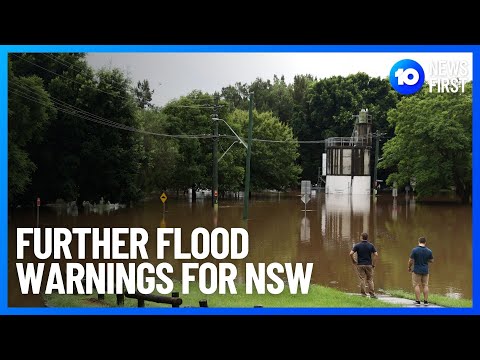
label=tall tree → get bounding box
[247,75,294,124]
[379,83,472,202]
[8,58,56,205]
[291,73,399,182]
[32,54,97,203]
[11,53,88,87]
[135,108,179,193]
[292,74,316,105]
[227,109,301,190]
[221,76,295,124]
[10,53,98,203]
[77,68,142,203]
[269,75,294,124]
[134,79,154,109]
[221,82,249,111]
[162,91,214,196]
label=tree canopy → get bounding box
[8,61,56,202]
[227,109,302,191]
[8,52,471,206]
[291,73,400,181]
[9,53,142,205]
[379,83,472,202]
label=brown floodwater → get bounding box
[8,192,472,306]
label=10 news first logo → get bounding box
[390,59,469,95]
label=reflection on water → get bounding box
[300,214,310,243]
[324,194,371,244]
[8,192,472,306]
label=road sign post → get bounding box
[213,189,218,209]
[160,192,168,213]
[300,180,311,212]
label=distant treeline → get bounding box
[8,53,472,205]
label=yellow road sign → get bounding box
[160,192,168,203]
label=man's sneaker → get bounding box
[370,294,378,299]
[423,301,429,306]
[361,293,368,297]
[415,301,421,306]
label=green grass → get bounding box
[386,289,472,308]
[43,282,395,308]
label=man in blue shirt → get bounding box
[349,232,378,298]
[408,237,434,306]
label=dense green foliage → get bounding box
[10,54,141,204]
[228,109,301,191]
[8,53,471,206]
[379,84,472,202]
[8,61,56,202]
[222,73,401,182]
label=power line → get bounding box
[11,79,141,133]
[11,54,133,102]
[253,138,325,144]
[42,53,91,75]
[41,53,129,94]
[11,54,392,143]
[166,105,216,109]
[12,87,141,134]
[12,88,215,139]
[39,54,225,110]
[219,133,376,144]
[11,88,132,133]
[9,81,215,140]
[9,78,385,145]
[174,97,217,103]
[39,54,223,110]
[11,79,137,132]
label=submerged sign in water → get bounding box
[301,180,311,205]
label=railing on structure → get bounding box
[325,136,371,148]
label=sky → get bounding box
[86,52,473,106]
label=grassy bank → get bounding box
[386,289,472,308]
[43,282,395,308]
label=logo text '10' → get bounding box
[390,59,425,95]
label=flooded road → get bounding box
[8,192,472,306]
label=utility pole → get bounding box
[374,130,379,191]
[243,92,254,220]
[212,93,219,208]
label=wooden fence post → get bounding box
[116,294,124,306]
[172,291,180,307]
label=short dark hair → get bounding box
[361,232,368,240]
[418,237,427,244]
